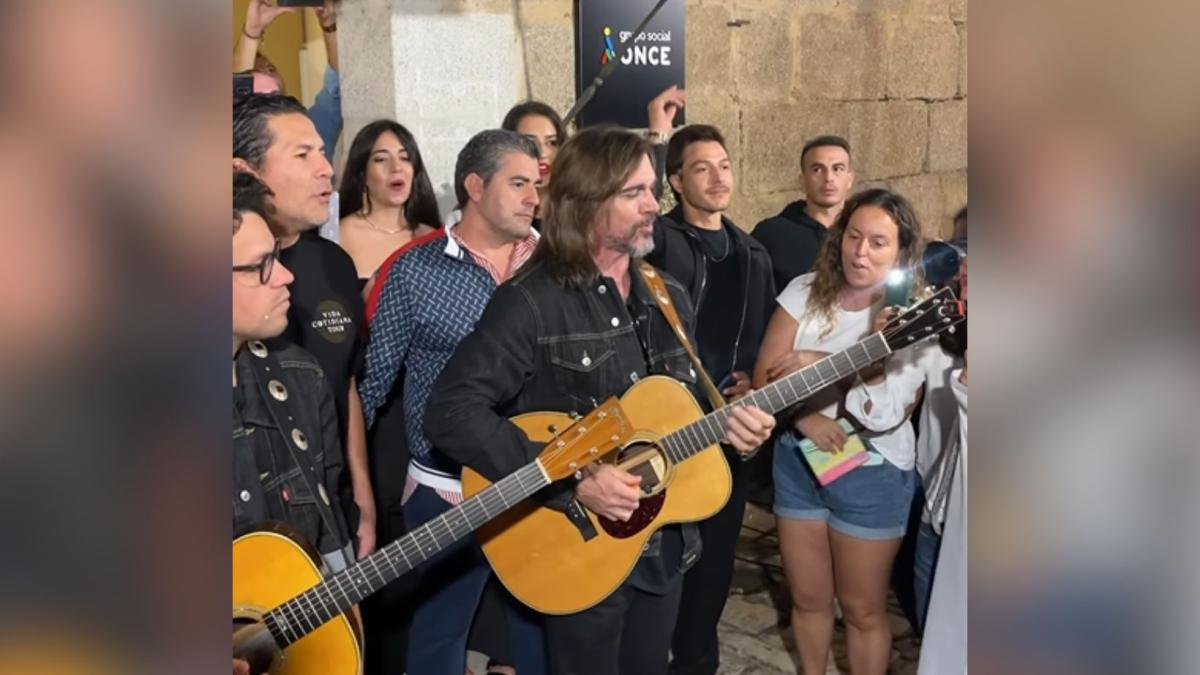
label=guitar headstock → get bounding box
[537,398,633,481]
[881,286,966,353]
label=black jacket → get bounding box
[646,205,777,383]
[425,260,705,592]
[233,342,349,556]
[751,199,829,292]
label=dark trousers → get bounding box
[470,576,521,666]
[362,502,417,675]
[892,484,925,631]
[404,484,546,675]
[912,520,942,633]
[668,447,750,675]
[544,580,683,675]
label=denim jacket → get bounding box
[232,342,349,558]
[425,260,709,592]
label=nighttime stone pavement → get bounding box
[714,502,921,674]
[467,502,921,675]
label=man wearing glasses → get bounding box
[233,170,357,675]
[232,171,354,570]
[233,93,376,565]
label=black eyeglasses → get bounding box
[233,238,282,285]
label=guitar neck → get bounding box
[661,333,891,463]
[265,461,549,646]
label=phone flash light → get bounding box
[887,269,907,286]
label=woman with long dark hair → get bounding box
[502,101,566,213]
[337,120,441,281]
[753,188,927,675]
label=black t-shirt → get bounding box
[693,225,743,384]
[271,231,365,441]
[623,286,685,594]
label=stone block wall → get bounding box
[509,0,967,238]
[342,0,966,238]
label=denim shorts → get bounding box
[772,430,916,540]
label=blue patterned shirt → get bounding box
[358,224,535,486]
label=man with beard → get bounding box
[424,126,776,675]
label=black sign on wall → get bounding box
[574,0,686,129]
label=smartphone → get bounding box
[277,0,324,6]
[233,72,254,101]
[884,269,911,307]
[716,372,736,392]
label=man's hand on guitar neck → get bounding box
[576,464,642,522]
[723,404,776,456]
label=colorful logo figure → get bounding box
[600,26,617,65]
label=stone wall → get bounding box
[342,0,966,238]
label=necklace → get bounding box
[704,226,731,263]
[361,213,405,235]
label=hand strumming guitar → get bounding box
[576,464,642,522]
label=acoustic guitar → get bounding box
[232,397,633,675]
[462,287,964,614]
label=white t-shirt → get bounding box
[912,346,965,482]
[778,273,928,470]
[917,369,967,675]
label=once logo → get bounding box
[615,29,673,67]
[600,25,617,64]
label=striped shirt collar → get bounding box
[444,217,540,284]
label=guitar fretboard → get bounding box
[660,333,890,463]
[264,461,548,646]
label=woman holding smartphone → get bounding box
[753,188,927,675]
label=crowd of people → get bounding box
[232,2,967,674]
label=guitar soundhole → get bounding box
[233,617,282,675]
[615,440,667,494]
[599,440,669,538]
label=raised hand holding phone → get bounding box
[884,267,912,308]
[718,371,752,399]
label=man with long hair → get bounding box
[425,126,776,675]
